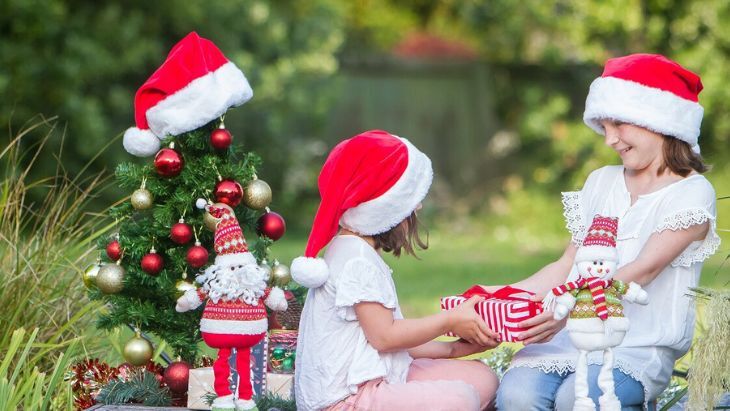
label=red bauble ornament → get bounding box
[186,242,209,268]
[170,219,193,244]
[214,179,243,207]
[106,240,122,261]
[163,361,191,394]
[140,248,164,276]
[210,128,232,150]
[256,211,286,241]
[154,148,184,177]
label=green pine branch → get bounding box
[97,369,171,406]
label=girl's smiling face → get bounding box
[600,119,664,172]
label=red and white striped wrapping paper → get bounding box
[440,286,543,343]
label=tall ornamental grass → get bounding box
[1,117,113,408]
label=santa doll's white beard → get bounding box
[196,264,268,305]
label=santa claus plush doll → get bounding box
[176,204,287,411]
[543,215,649,411]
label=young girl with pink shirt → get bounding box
[291,130,500,411]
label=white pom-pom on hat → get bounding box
[291,256,330,289]
[123,127,161,157]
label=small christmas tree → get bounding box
[87,32,287,364]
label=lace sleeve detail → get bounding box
[654,208,721,267]
[334,258,397,321]
[562,191,586,246]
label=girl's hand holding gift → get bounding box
[515,295,568,345]
[446,295,501,347]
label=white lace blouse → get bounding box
[294,235,413,411]
[511,165,720,401]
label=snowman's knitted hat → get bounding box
[575,215,618,262]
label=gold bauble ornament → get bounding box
[131,188,153,210]
[203,202,234,231]
[124,333,153,366]
[271,261,291,287]
[82,259,102,288]
[175,279,197,298]
[243,179,272,210]
[96,262,125,294]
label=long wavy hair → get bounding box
[659,136,710,176]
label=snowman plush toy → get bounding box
[176,203,288,411]
[543,215,649,411]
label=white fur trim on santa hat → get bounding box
[340,137,433,236]
[123,127,162,157]
[214,252,257,267]
[575,245,617,263]
[146,62,253,138]
[584,76,704,153]
[264,287,288,312]
[291,256,329,288]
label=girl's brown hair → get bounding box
[372,211,428,258]
[659,135,710,177]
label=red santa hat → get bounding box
[575,215,618,262]
[123,32,253,157]
[583,53,704,153]
[291,130,433,288]
[206,204,256,268]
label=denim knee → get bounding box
[496,367,563,411]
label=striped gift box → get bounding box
[440,286,543,342]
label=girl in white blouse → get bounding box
[496,54,720,411]
[292,130,501,411]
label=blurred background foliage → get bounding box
[2,0,728,236]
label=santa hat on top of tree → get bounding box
[291,130,433,288]
[123,32,253,157]
[574,215,619,263]
[583,53,704,153]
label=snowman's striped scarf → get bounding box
[550,277,612,320]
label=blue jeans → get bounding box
[496,365,655,411]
